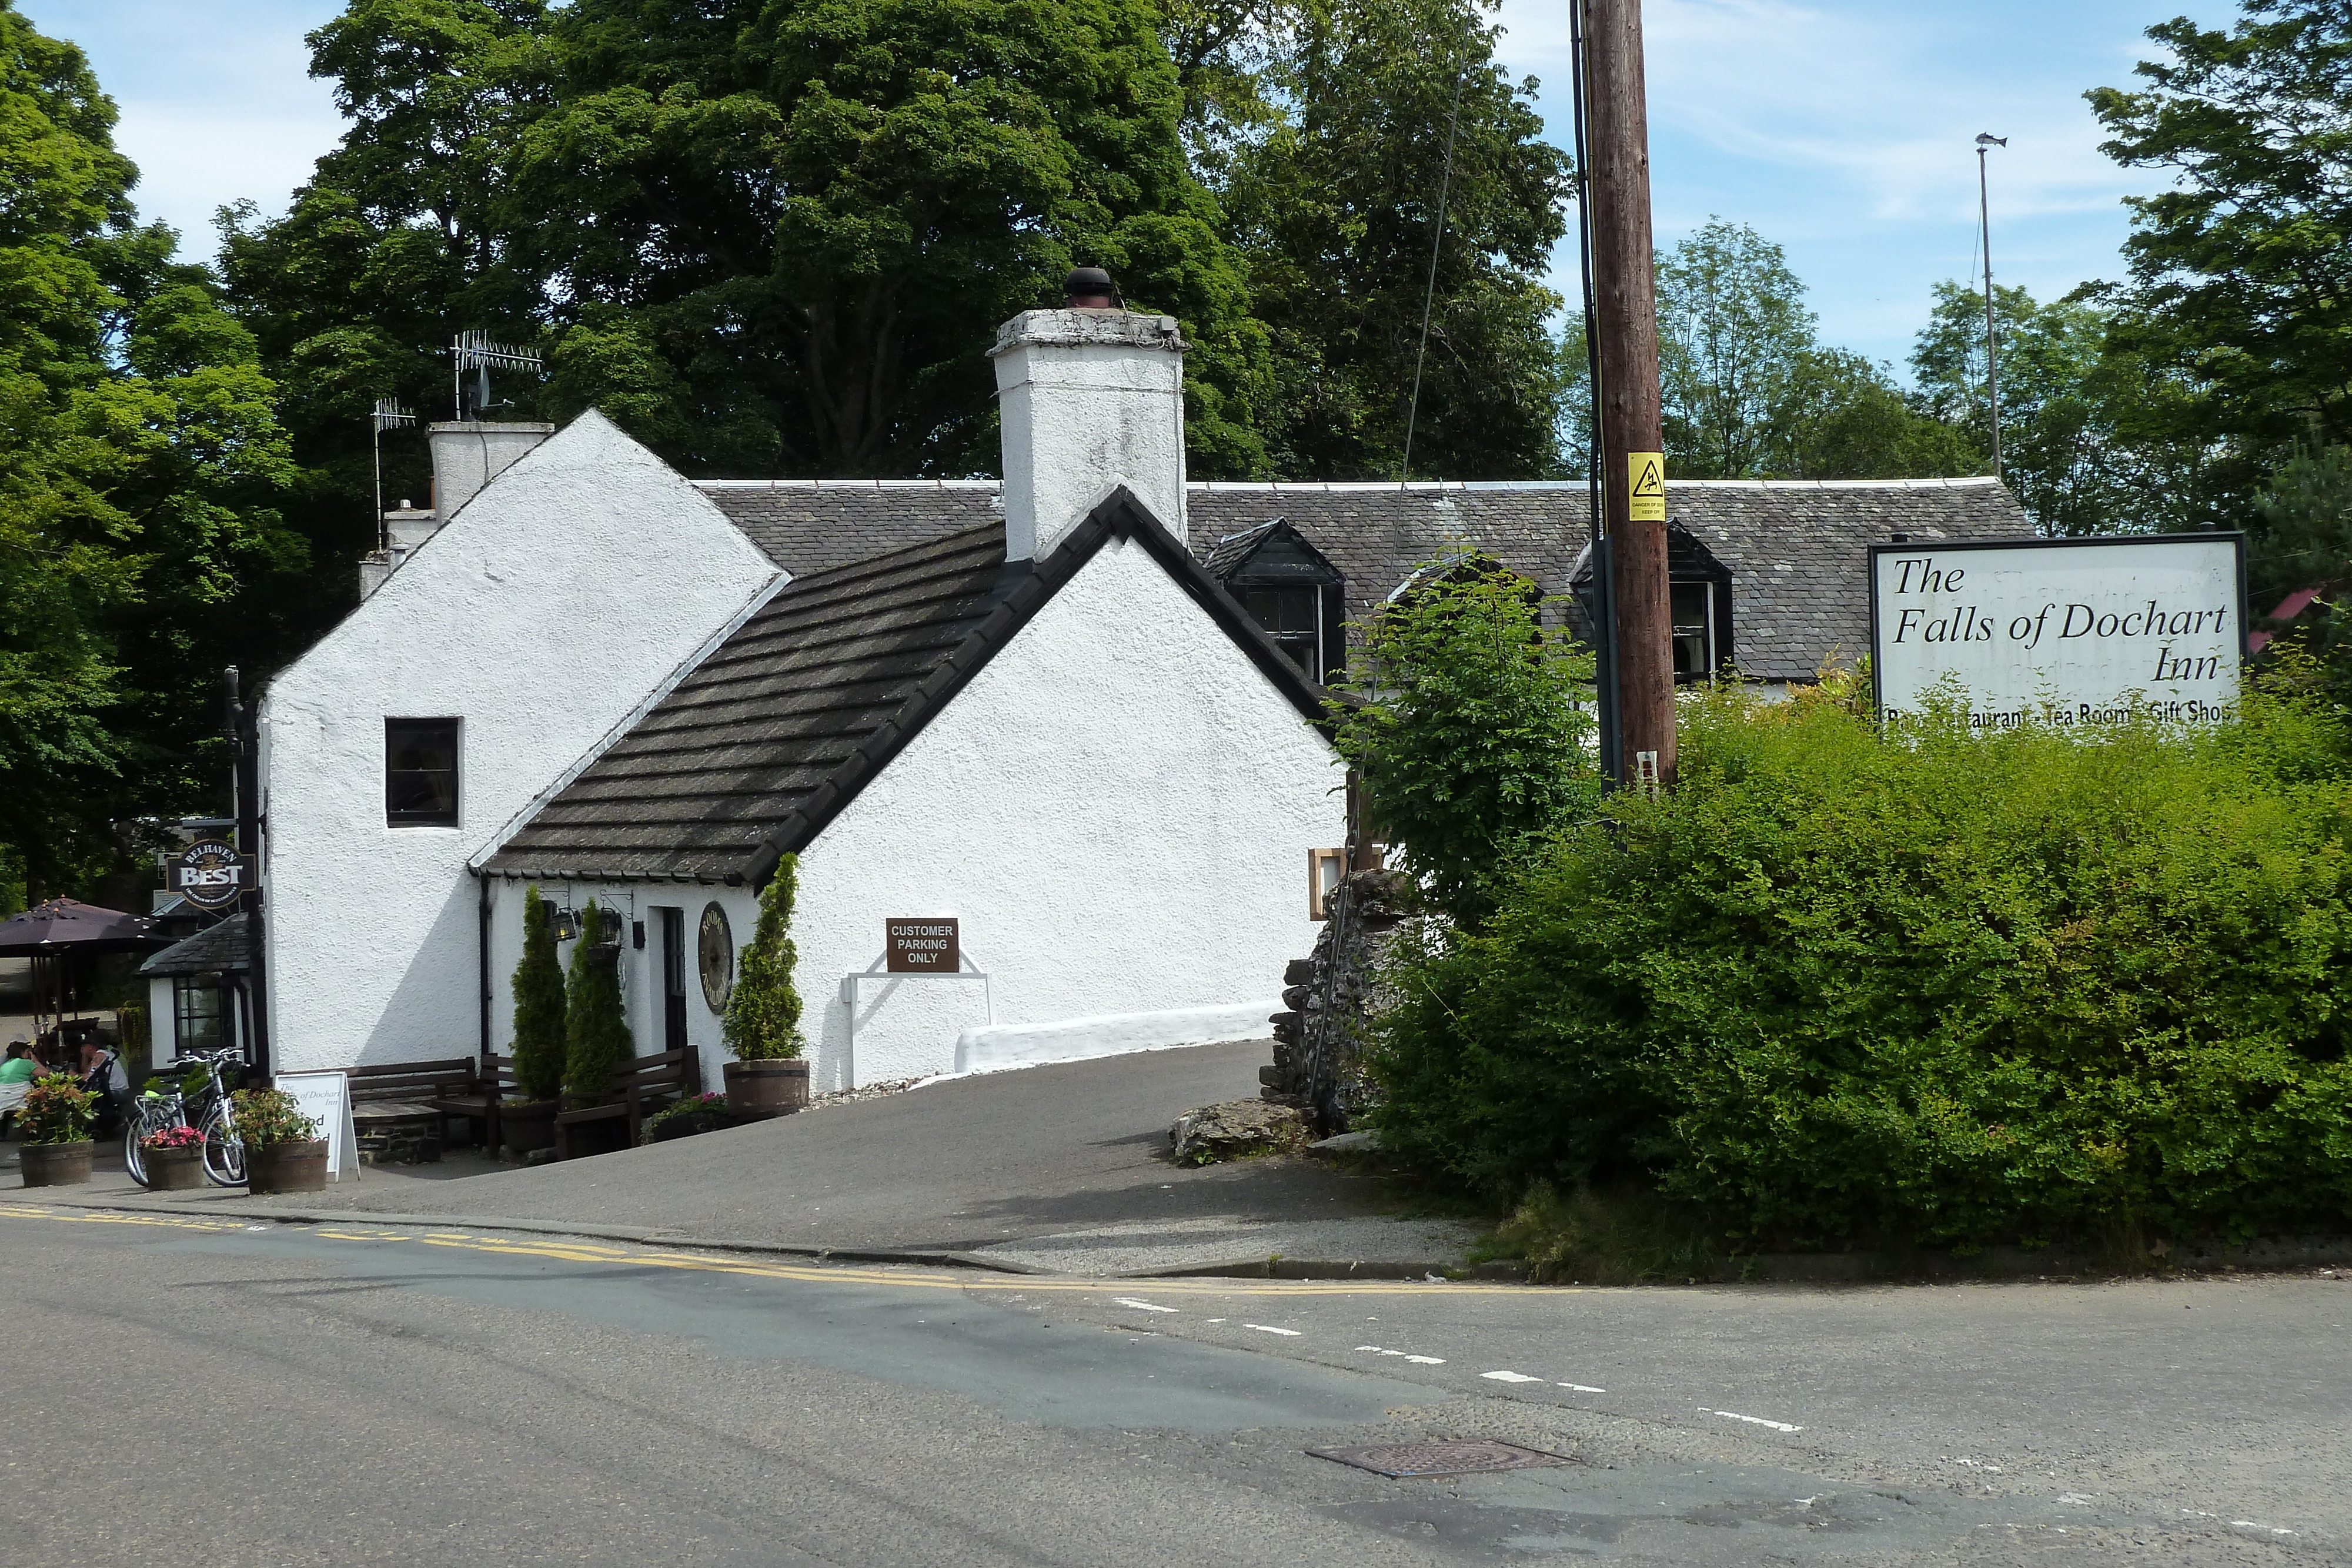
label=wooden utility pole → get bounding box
[1585,0,1673,789]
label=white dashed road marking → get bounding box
[1703,1408,1803,1432]
[1245,1323,1301,1336]
[1483,1370,1544,1383]
[1112,1298,1180,1313]
[1558,1382,1605,1393]
[1355,1345,1445,1364]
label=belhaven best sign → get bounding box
[885,917,959,974]
[1869,534,2246,730]
[169,838,251,911]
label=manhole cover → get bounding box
[1308,1439,1572,1479]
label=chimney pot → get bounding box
[1064,266,1120,309]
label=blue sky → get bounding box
[25,0,2240,379]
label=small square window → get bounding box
[386,717,460,827]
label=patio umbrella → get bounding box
[0,899,171,1043]
[0,898,166,956]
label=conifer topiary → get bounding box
[564,900,632,1099]
[511,887,567,1103]
[724,855,804,1061]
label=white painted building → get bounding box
[256,275,2031,1093]
[259,414,780,1074]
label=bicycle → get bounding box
[125,1047,248,1189]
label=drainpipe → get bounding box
[477,873,493,1066]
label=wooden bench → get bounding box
[343,1057,483,1149]
[553,1048,691,1159]
[424,1053,517,1152]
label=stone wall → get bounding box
[1261,870,1411,1135]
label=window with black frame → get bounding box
[173,977,225,1054]
[385,717,460,827]
[1671,581,1716,680]
[1243,586,1324,680]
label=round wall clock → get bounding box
[697,901,734,1012]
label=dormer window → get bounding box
[1671,581,1720,680]
[1243,586,1326,680]
[1205,519,1348,684]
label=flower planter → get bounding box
[143,1145,207,1191]
[245,1138,328,1194]
[19,1139,94,1188]
[725,1059,809,1117]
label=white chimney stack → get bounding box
[990,268,1188,561]
[428,420,556,523]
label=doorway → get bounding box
[656,907,693,1088]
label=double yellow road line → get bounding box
[2,1202,1552,1297]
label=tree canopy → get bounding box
[1619,219,1976,483]
[0,1,305,903]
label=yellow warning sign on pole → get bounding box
[1628,453,1666,521]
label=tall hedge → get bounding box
[1370,673,2352,1249]
[725,855,804,1061]
[563,900,631,1099]
[511,887,567,1103]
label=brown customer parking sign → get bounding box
[886,918,960,974]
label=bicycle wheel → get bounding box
[124,1117,149,1186]
[199,1101,246,1187]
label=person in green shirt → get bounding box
[1,1041,36,1129]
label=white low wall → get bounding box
[951,1000,1281,1076]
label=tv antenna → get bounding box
[447,330,543,421]
[368,397,416,549]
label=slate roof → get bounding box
[139,913,251,977]
[1194,480,2029,682]
[484,490,1329,884]
[700,479,2029,684]
[695,480,1000,577]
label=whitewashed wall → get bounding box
[260,412,780,1071]
[794,533,1344,1089]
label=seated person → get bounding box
[0,1041,36,1131]
[76,1038,131,1138]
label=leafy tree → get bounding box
[1773,346,1977,482]
[562,899,630,1098]
[1203,0,1572,479]
[510,885,567,1102]
[1328,564,1599,925]
[2084,1,2352,527]
[1,2,305,896]
[1656,220,1813,479]
[1910,281,2181,536]
[725,854,805,1061]
[226,0,1269,490]
[1635,220,1970,482]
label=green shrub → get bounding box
[563,900,630,1099]
[1371,674,2352,1250]
[19,1073,98,1145]
[511,887,567,1102]
[725,855,804,1061]
[229,1087,318,1149]
[1329,560,1601,924]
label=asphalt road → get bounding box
[45,1041,1483,1272]
[3,1203,2343,1566]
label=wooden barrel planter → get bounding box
[19,1140,94,1188]
[724,1059,809,1116]
[143,1145,208,1191]
[245,1138,329,1194]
